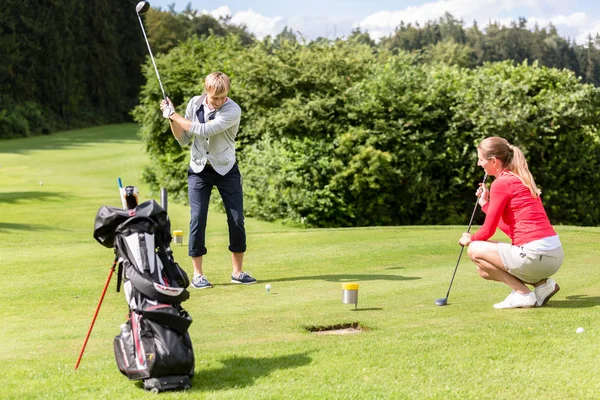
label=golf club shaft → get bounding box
[443,172,488,299]
[136,12,167,100]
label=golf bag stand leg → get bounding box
[75,255,118,369]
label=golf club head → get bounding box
[135,0,167,100]
[124,185,139,210]
[136,1,150,14]
[434,297,448,306]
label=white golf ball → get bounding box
[576,327,584,334]
[39,181,43,186]
[265,284,272,291]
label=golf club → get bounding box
[435,172,488,306]
[135,1,167,100]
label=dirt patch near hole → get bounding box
[306,322,367,335]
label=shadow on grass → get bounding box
[0,222,55,233]
[269,273,421,283]
[0,191,67,204]
[193,352,312,391]
[546,294,600,308]
[0,124,140,154]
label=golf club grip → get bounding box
[465,172,488,233]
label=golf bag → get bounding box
[93,200,194,392]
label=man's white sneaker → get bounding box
[534,278,560,307]
[493,291,537,309]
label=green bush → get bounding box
[134,36,600,227]
[449,61,600,225]
[0,98,51,138]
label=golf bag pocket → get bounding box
[114,315,151,380]
[145,318,194,378]
[123,257,189,304]
[138,301,193,335]
[114,312,194,381]
[116,225,190,304]
[157,251,190,289]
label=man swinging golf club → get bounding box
[459,137,564,309]
[160,72,256,288]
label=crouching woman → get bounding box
[459,137,564,309]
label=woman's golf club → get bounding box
[135,1,167,100]
[435,172,488,306]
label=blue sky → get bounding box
[148,0,600,43]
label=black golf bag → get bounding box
[93,200,194,392]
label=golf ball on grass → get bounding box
[576,327,584,334]
[265,284,272,293]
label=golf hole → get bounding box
[305,322,367,335]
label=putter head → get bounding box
[136,1,150,14]
[434,297,448,306]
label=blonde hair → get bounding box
[204,71,230,98]
[478,137,541,197]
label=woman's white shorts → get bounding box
[497,243,564,284]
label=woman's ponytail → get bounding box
[478,137,541,198]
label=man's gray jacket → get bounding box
[176,95,241,176]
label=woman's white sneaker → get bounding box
[493,291,537,309]
[534,278,560,307]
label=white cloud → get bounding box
[229,9,283,39]
[199,6,284,39]
[358,0,519,39]
[207,5,231,20]
[356,0,599,44]
[521,13,599,43]
[200,1,599,45]
[576,22,600,44]
[227,11,354,40]
[528,12,590,29]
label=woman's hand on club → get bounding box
[458,232,471,247]
[476,183,489,207]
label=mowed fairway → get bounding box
[1,124,599,399]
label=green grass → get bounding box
[1,125,599,399]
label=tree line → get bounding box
[1,0,146,138]
[378,13,600,87]
[0,0,250,139]
[2,4,599,139]
[145,10,600,87]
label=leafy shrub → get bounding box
[134,37,600,227]
[0,98,51,139]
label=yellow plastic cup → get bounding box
[173,230,183,245]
